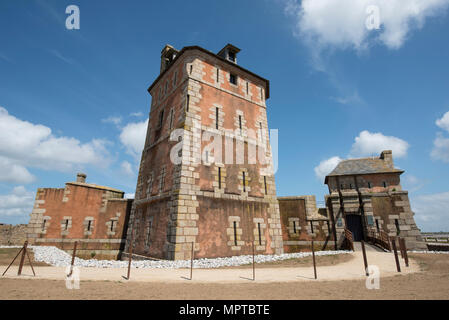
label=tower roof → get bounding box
[148,45,270,99]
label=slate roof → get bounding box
[325,157,403,182]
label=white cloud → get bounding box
[431,132,449,162]
[330,91,364,106]
[0,186,35,218]
[130,112,144,117]
[119,119,148,158]
[314,156,342,181]
[0,106,111,175]
[350,130,409,158]
[121,161,135,176]
[101,116,122,126]
[436,111,449,133]
[124,193,135,199]
[285,0,449,52]
[412,191,449,232]
[0,157,35,184]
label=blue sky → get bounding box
[0,0,448,231]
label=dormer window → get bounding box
[228,51,236,62]
[217,44,241,64]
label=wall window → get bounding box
[368,182,372,188]
[246,81,249,94]
[242,171,246,192]
[375,219,380,232]
[87,220,92,232]
[41,219,47,231]
[216,68,219,83]
[263,176,267,195]
[186,94,190,112]
[215,107,219,129]
[64,219,69,231]
[238,115,242,133]
[233,221,238,246]
[230,73,237,85]
[383,181,388,188]
[258,223,262,245]
[293,221,297,234]
[228,51,236,62]
[158,110,164,129]
[218,167,222,189]
[173,71,178,86]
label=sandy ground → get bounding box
[0,251,417,283]
[2,250,448,299]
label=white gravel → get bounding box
[1,245,351,269]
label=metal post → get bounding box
[17,241,28,276]
[401,238,409,267]
[127,233,134,280]
[252,241,255,281]
[67,241,78,277]
[361,240,369,276]
[311,240,317,279]
[398,237,404,259]
[190,242,194,280]
[391,238,401,273]
[25,248,36,276]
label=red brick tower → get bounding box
[124,44,283,260]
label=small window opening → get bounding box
[242,171,246,192]
[110,220,115,232]
[293,221,297,234]
[218,167,222,189]
[233,221,238,246]
[238,115,242,133]
[41,220,47,231]
[258,223,262,245]
[216,68,219,83]
[310,221,314,234]
[186,94,190,112]
[230,73,237,85]
[375,219,380,232]
[64,219,69,231]
[215,107,219,129]
[368,182,372,188]
[264,176,267,195]
[383,181,387,188]
[87,220,92,232]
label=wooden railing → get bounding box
[344,228,354,251]
[366,230,391,251]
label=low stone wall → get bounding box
[0,224,28,245]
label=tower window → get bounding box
[264,176,267,195]
[186,94,190,112]
[41,219,47,231]
[293,221,297,234]
[230,73,237,85]
[158,110,164,129]
[218,167,222,189]
[110,220,115,232]
[375,219,380,232]
[189,64,193,74]
[383,181,387,188]
[215,107,219,129]
[258,223,262,245]
[228,51,236,62]
[216,68,219,83]
[349,183,353,189]
[238,115,242,132]
[87,220,92,232]
[173,71,177,86]
[242,171,246,192]
[233,221,238,246]
[368,182,372,188]
[310,221,314,234]
[64,219,69,231]
[169,108,174,130]
[246,81,249,94]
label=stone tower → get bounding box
[124,44,283,260]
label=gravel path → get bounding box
[1,245,350,269]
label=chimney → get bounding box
[217,44,241,64]
[380,150,394,168]
[76,173,87,183]
[160,44,179,73]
